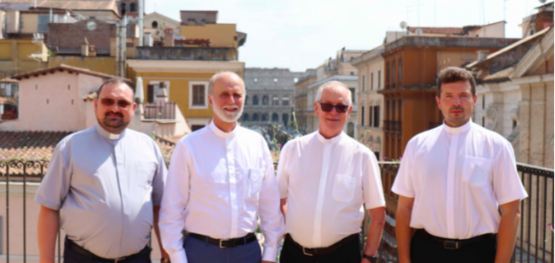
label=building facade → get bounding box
[351,45,385,159]
[241,68,302,127]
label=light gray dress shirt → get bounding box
[35,125,167,258]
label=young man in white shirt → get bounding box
[277,81,386,263]
[159,72,283,263]
[392,67,527,263]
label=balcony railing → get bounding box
[144,102,176,120]
[384,120,401,132]
[0,160,552,262]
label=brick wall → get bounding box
[47,19,116,54]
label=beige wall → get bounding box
[75,10,119,21]
[437,51,477,72]
[20,13,38,34]
[468,22,505,38]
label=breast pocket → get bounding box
[333,173,356,202]
[462,156,493,187]
[135,161,156,189]
[246,168,264,199]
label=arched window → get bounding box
[245,95,249,105]
[262,113,269,122]
[262,95,269,105]
[120,3,126,12]
[152,21,158,28]
[272,96,279,106]
[130,3,137,12]
[272,113,279,122]
[243,113,249,122]
[252,113,259,121]
[282,113,289,126]
[253,95,259,105]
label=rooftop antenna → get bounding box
[400,21,408,36]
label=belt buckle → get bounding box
[219,239,229,249]
[444,240,459,250]
[114,257,126,263]
[302,247,313,256]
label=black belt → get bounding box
[65,237,147,262]
[188,232,257,248]
[416,229,496,250]
[286,233,359,256]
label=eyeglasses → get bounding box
[318,102,349,113]
[99,98,132,108]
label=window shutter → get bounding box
[147,85,154,103]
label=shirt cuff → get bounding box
[169,249,188,263]
[34,195,61,210]
[262,246,278,262]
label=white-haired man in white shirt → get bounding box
[159,72,283,263]
[277,81,386,263]
[392,67,527,263]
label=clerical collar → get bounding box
[316,130,343,144]
[209,121,237,139]
[442,118,472,134]
[96,125,125,140]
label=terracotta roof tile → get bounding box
[11,64,131,84]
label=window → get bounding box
[392,61,396,86]
[189,81,208,109]
[272,96,279,106]
[282,96,290,106]
[253,113,259,121]
[371,72,374,90]
[482,117,485,126]
[38,15,49,33]
[369,106,373,127]
[272,113,279,122]
[350,56,354,61]
[282,114,289,126]
[386,63,389,87]
[398,59,403,83]
[253,95,259,105]
[245,95,249,105]
[120,3,126,12]
[262,113,269,121]
[262,95,269,105]
[361,106,365,126]
[152,21,158,28]
[243,113,249,122]
[374,151,380,160]
[373,106,380,127]
[349,88,355,104]
[482,96,485,109]
[378,70,381,89]
[350,72,354,76]
[130,3,136,12]
[362,75,366,91]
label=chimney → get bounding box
[163,28,174,47]
[81,37,89,56]
[477,50,489,62]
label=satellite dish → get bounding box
[400,21,407,29]
[415,28,423,35]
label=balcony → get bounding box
[144,102,177,121]
[0,160,552,262]
[384,120,401,132]
[135,47,238,61]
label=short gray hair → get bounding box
[315,81,352,105]
[208,71,245,96]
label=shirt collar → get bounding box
[316,130,343,144]
[209,120,237,138]
[442,118,472,134]
[96,125,126,140]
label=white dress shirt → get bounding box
[392,120,528,239]
[277,131,385,248]
[159,121,283,263]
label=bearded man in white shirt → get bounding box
[277,81,386,263]
[392,67,527,263]
[159,72,283,263]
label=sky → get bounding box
[145,0,547,72]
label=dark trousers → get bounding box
[183,234,262,263]
[63,241,151,263]
[280,234,361,263]
[411,229,497,263]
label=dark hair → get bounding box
[97,79,134,99]
[437,67,476,97]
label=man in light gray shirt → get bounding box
[35,79,169,263]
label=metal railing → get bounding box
[144,102,176,120]
[384,121,401,132]
[0,159,553,262]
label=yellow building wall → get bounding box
[0,41,12,60]
[179,24,238,49]
[0,39,48,76]
[20,14,38,33]
[132,71,216,119]
[48,56,117,76]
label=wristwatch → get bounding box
[160,258,170,263]
[362,254,378,263]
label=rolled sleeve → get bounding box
[159,142,191,263]
[151,143,168,206]
[258,140,284,262]
[362,150,386,209]
[34,140,71,210]
[391,142,415,198]
[493,141,528,205]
